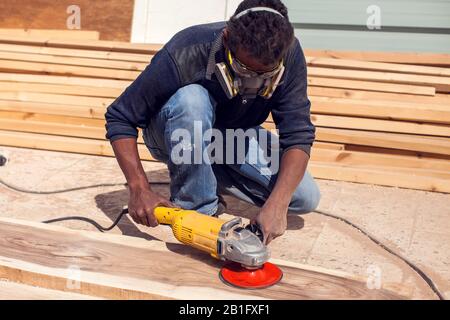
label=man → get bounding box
[105,0,321,245]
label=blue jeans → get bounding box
[143,84,321,216]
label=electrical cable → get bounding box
[42,208,129,232]
[313,209,444,300]
[0,178,170,194]
[0,177,443,299]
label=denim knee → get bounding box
[165,84,215,124]
[288,177,321,214]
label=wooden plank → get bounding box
[0,110,105,127]
[308,77,435,96]
[311,115,450,137]
[0,43,152,63]
[313,127,450,156]
[311,147,450,172]
[0,280,101,300]
[0,217,408,300]
[310,162,450,193]
[308,87,450,105]
[0,29,100,40]
[0,59,140,80]
[0,35,163,54]
[0,92,113,108]
[0,81,122,98]
[305,50,450,67]
[0,112,146,144]
[313,142,346,150]
[0,116,106,140]
[0,130,151,160]
[309,67,450,93]
[310,96,450,124]
[0,51,147,70]
[343,144,450,161]
[266,115,450,137]
[0,100,105,119]
[306,57,450,77]
[0,72,130,88]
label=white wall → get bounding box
[131,0,242,43]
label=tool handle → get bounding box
[153,207,182,225]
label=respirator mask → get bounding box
[214,49,285,100]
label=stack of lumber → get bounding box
[0,33,448,193]
[0,217,411,299]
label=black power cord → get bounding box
[43,207,130,232]
[313,210,444,300]
[0,178,170,195]
[0,177,444,299]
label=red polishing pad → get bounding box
[219,262,283,289]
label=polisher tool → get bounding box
[153,206,283,289]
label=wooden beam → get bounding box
[309,67,450,93]
[0,81,122,98]
[311,115,450,137]
[308,77,435,96]
[0,117,106,140]
[311,147,450,172]
[313,127,450,156]
[0,110,105,127]
[0,43,152,63]
[306,57,450,77]
[0,72,130,88]
[0,59,140,80]
[0,36,163,54]
[308,87,450,105]
[0,100,105,119]
[0,92,113,108]
[0,130,151,160]
[0,218,408,299]
[0,29,100,40]
[310,162,450,193]
[265,115,450,138]
[316,68,449,92]
[310,96,450,124]
[343,144,450,161]
[305,50,450,67]
[0,51,147,71]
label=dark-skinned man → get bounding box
[105,0,321,245]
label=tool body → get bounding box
[153,206,283,288]
[154,207,269,268]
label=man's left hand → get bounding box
[253,201,288,245]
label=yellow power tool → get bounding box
[153,206,269,268]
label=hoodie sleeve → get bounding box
[105,47,181,142]
[270,39,315,156]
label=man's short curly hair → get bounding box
[226,0,294,66]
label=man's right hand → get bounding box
[128,187,175,227]
[110,138,175,227]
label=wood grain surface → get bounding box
[0,218,407,300]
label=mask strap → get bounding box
[233,7,285,20]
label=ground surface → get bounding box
[0,146,448,300]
